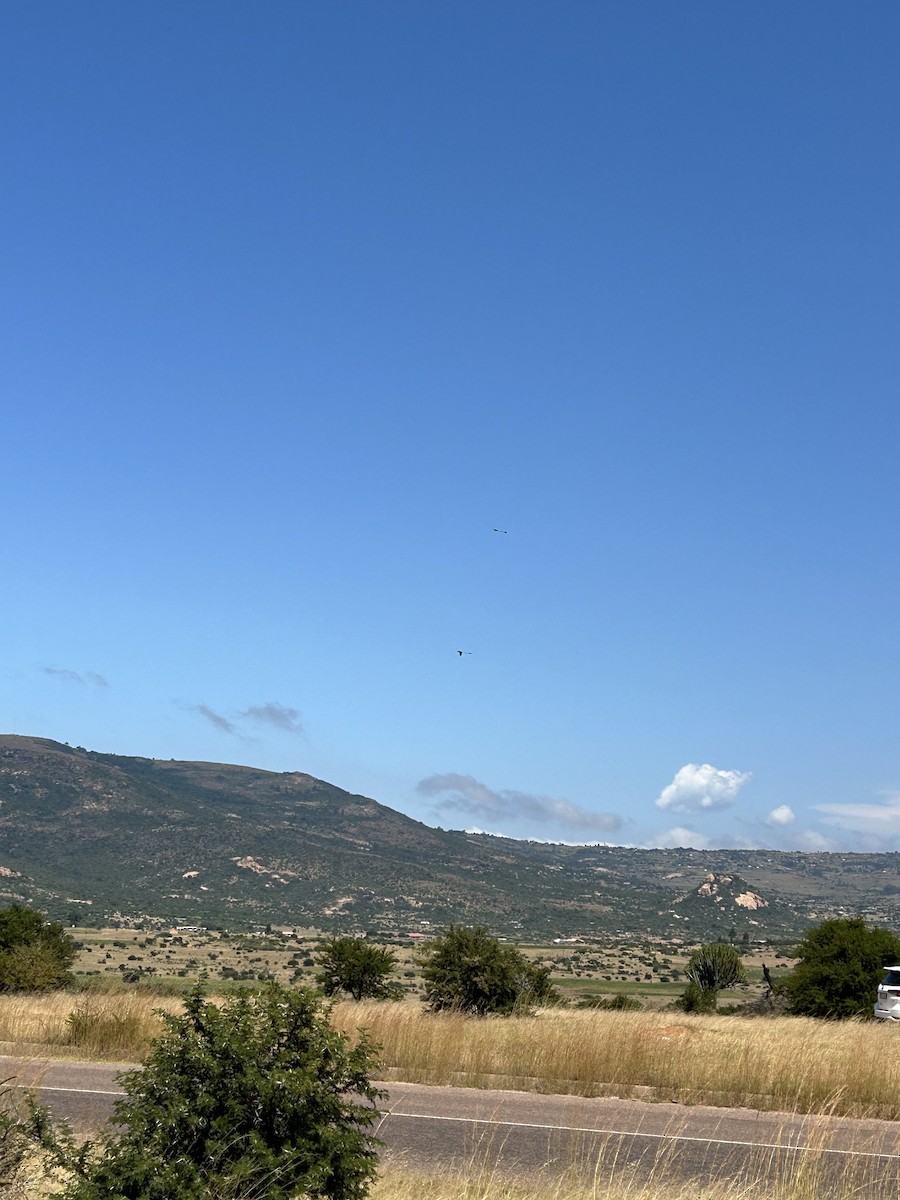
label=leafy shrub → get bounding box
[0,905,77,992]
[0,1081,31,1191]
[419,925,558,1016]
[676,980,718,1013]
[316,937,399,1001]
[782,917,900,1019]
[31,983,384,1199]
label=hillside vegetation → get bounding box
[2,736,899,941]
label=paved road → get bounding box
[6,1057,900,1194]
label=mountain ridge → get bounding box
[1,735,898,941]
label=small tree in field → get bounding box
[782,917,900,1020]
[30,983,384,1200]
[419,925,558,1016]
[316,936,398,1001]
[679,942,746,1011]
[0,905,76,992]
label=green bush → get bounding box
[315,937,399,1001]
[419,925,558,1016]
[0,905,76,992]
[678,942,746,1012]
[781,917,900,1019]
[31,983,384,1199]
[677,980,718,1013]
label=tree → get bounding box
[30,983,384,1199]
[315,937,398,1001]
[679,942,746,1011]
[782,917,900,1020]
[419,925,558,1016]
[0,905,76,992]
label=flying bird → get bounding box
[493,527,508,534]
[456,650,472,656]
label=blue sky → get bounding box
[3,3,899,852]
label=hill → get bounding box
[1,735,898,942]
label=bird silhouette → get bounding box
[493,528,508,534]
[456,650,472,656]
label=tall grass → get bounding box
[15,1157,896,1200]
[2,989,900,1120]
[374,1100,900,1200]
[1,992,898,1199]
[372,1150,898,1200]
[331,1000,900,1119]
[0,990,176,1060]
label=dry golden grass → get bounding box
[0,990,177,1061]
[12,1123,898,1200]
[331,999,900,1119]
[12,1160,891,1200]
[371,1153,895,1200]
[2,988,900,1121]
[1,992,896,1200]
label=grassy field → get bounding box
[369,1147,898,1200]
[67,925,785,1010]
[330,999,900,1120]
[16,1151,897,1200]
[4,982,899,1200]
[2,986,898,1122]
[4,927,865,1200]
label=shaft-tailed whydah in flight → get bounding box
[457,650,472,656]
[493,527,508,533]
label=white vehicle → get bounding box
[873,966,900,1021]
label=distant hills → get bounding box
[1,735,898,942]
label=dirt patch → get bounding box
[653,1024,699,1041]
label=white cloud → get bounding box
[794,828,841,851]
[766,805,795,826]
[655,763,752,814]
[417,772,623,833]
[646,826,712,849]
[813,793,900,837]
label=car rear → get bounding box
[874,967,900,1021]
